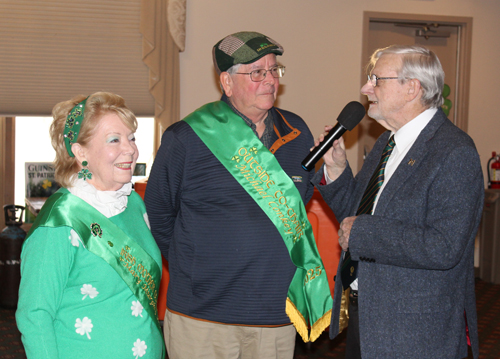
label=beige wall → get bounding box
[179,0,499,185]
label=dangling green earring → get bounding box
[78,160,93,181]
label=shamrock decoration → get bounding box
[132,339,147,358]
[131,300,144,317]
[75,317,93,339]
[78,160,93,181]
[250,146,258,154]
[231,155,240,163]
[66,116,76,128]
[81,284,99,300]
[78,168,92,180]
[90,223,102,238]
[65,130,76,143]
[42,179,52,189]
[69,229,80,247]
[73,107,83,116]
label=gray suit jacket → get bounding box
[312,109,483,359]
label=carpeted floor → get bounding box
[2,279,500,359]
[0,306,24,359]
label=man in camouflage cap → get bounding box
[146,31,319,359]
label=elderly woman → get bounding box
[16,92,165,359]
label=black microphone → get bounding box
[301,101,366,171]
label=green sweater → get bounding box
[16,191,164,359]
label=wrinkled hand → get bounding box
[338,216,356,251]
[311,125,347,181]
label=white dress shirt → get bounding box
[372,107,437,212]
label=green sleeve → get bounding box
[16,226,75,359]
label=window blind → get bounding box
[0,0,154,116]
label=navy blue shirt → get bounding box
[145,103,315,325]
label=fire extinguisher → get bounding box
[487,152,500,189]
[0,205,26,308]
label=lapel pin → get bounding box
[408,159,416,166]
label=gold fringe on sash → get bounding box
[338,288,350,334]
[286,298,332,343]
[309,308,332,342]
[286,298,308,342]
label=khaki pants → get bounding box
[164,310,296,359]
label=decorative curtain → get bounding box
[0,117,15,229]
[140,0,186,151]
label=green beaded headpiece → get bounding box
[63,98,88,157]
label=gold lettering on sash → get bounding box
[233,146,307,242]
[303,266,323,285]
[119,245,158,315]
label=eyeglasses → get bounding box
[367,74,405,87]
[236,66,286,82]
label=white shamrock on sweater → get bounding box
[131,300,144,317]
[69,229,80,247]
[81,284,99,300]
[132,339,147,358]
[75,317,93,339]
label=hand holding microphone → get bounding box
[301,101,366,171]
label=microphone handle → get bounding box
[301,123,346,171]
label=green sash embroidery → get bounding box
[184,101,333,342]
[26,189,164,342]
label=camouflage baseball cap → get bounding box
[212,31,284,74]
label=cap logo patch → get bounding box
[257,43,276,52]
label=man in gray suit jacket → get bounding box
[312,45,483,358]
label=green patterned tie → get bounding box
[341,135,395,289]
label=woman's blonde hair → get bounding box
[50,91,137,188]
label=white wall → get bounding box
[179,0,500,184]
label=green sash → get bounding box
[184,101,333,342]
[26,189,164,346]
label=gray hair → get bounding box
[219,63,242,93]
[226,63,242,75]
[368,45,445,108]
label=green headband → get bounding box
[63,98,88,157]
